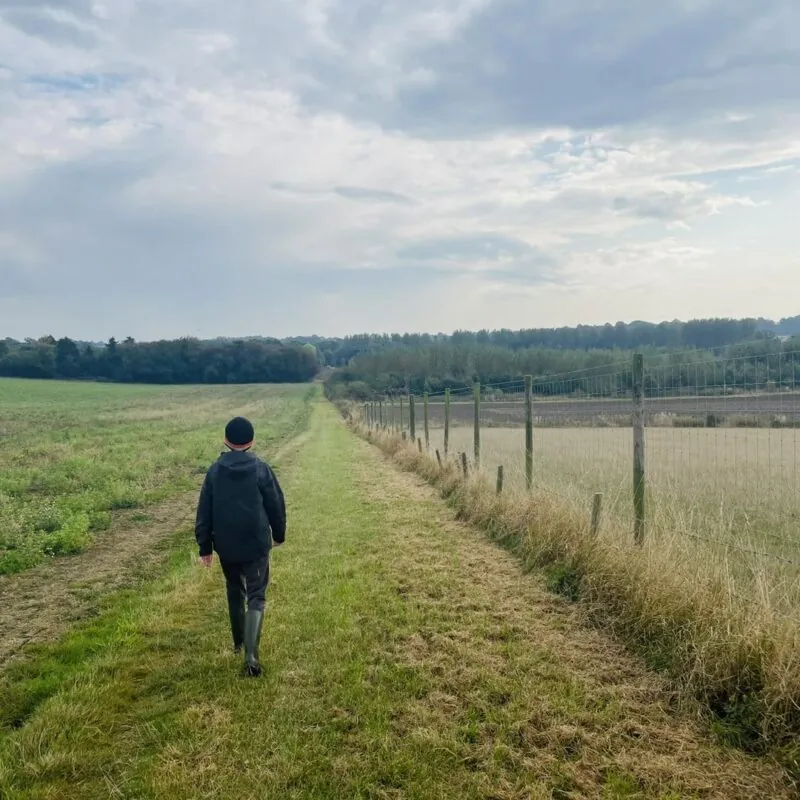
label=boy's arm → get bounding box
[195,468,214,557]
[259,462,286,544]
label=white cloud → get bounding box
[0,0,798,339]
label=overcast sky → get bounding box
[1,0,799,340]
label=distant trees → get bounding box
[0,336,318,385]
[325,334,800,400]
[296,316,799,369]
[55,337,82,378]
[4,315,798,391]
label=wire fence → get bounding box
[361,351,800,617]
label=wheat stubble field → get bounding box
[0,380,797,798]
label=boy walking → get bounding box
[195,416,286,677]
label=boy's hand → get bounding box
[200,554,213,568]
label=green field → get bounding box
[0,379,314,575]
[0,383,795,798]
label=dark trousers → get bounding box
[220,556,270,612]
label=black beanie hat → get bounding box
[224,417,255,449]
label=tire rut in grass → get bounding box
[0,492,198,668]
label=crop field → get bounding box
[0,379,314,576]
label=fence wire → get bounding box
[362,350,800,617]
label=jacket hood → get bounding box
[217,450,258,480]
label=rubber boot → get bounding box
[243,609,264,677]
[227,591,246,653]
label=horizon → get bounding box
[2,1,799,339]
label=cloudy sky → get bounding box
[1,0,799,340]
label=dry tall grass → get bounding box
[431,426,800,613]
[357,422,800,780]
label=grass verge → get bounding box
[354,422,800,783]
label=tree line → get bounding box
[5,314,798,391]
[293,315,800,368]
[325,336,800,400]
[0,336,318,384]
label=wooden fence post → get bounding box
[474,382,481,468]
[591,493,603,536]
[444,388,451,457]
[496,465,504,495]
[461,452,468,478]
[436,449,442,467]
[633,353,646,546]
[525,375,533,490]
[409,395,416,442]
[379,401,384,428]
[390,395,395,431]
[423,392,430,450]
[400,395,405,435]
[417,438,423,453]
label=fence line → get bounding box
[386,348,800,403]
[676,531,799,566]
[360,350,800,606]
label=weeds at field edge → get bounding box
[346,416,800,786]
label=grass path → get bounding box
[0,403,791,798]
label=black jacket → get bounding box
[195,450,286,563]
